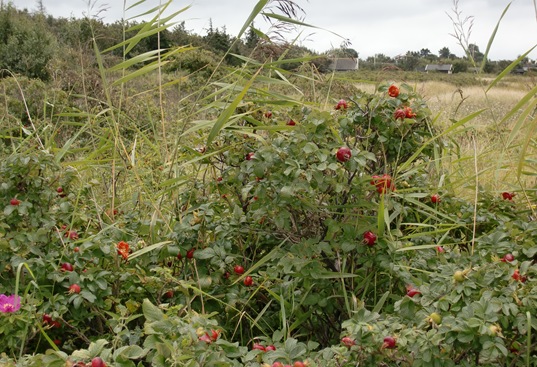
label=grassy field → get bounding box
[330,71,537,197]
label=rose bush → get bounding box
[0,82,535,367]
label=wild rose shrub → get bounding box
[1,84,536,367]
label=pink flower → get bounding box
[0,294,21,313]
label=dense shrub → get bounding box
[0,6,57,80]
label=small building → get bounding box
[425,64,453,74]
[328,58,359,71]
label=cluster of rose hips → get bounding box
[198,329,220,343]
[341,335,396,350]
[60,262,82,294]
[230,264,254,286]
[394,107,417,120]
[252,343,276,352]
[271,362,306,367]
[370,174,396,194]
[388,85,417,120]
[512,269,527,283]
[264,110,297,126]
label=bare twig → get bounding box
[446,0,475,63]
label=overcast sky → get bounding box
[13,0,537,60]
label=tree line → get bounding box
[0,3,531,82]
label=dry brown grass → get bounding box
[420,76,537,196]
[352,74,537,197]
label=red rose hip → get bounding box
[336,147,351,162]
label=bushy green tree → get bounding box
[0,5,57,80]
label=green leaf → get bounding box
[142,299,164,322]
[480,2,511,72]
[129,241,172,261]
[87,339,109,358]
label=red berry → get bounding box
[223,271,230,279]
[264,111,273,118]
[10,198,20,206]
[91,357,106,367]
[501,253,515,262]
[394,108,406,120]
[234,265,245,275]
[51,320,61,328]
[210,329,220,341]
[436,246,445,253]
[73,246,80,253]
[42,314,53,324]
[502,192,515,200]
[272,363,284,367]
[370,174,395,193]
[244,276,253,286]
[53,339,62,346]
[265,345,276,351]
[404,106,417,118]
[512,269,521,281]
[61,263,74,272]
[177,252,183,260]
[69,284,81,294]
[252,343,266,351]
[64,230,79,240]
[246,152,255,161]
[363,231,377,246]
[287,119,296,126]
[512,269,526,282]
[56,187,63,193]
[216,176,223,182]
[335,99,348,110]
[186,248,195,259]
[383,336,396,349]
[388,85,400,97]
[406,287,421,298]
[164,290,174,299]
[341,336,356,347]
[431,194,441,204]
[336,147,351,162]
[199,333,212,343]
[293,362,305,367]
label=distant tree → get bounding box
[482,60,496,74]
[340,48,358,58]
[0,5,57,79]
[452,60,469,73]
[419,48,431,58]
[204,26,232,55]
[169,22,203,47]
[244,25,260,51]
[36,0,46,14]
[467,43,484,63]
[439,47,451,59]
[400,51,420,71]
[497,59,513,71]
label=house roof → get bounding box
[329,58,358,71]
[425,64,453,71]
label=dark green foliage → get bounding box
[0,5,57,80]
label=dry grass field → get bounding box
[347,73,537,198]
